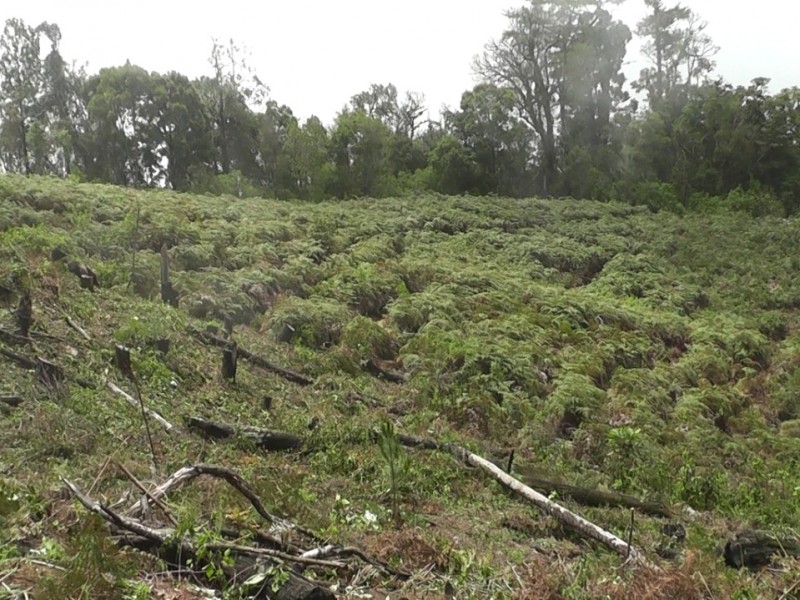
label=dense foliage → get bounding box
[0,176,799,597]
[1,1,799,214]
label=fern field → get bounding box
[0,175,799,598]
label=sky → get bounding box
[2,0,799,125]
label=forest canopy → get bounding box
[0,1,798,215]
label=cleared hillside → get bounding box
[0,175,799,599]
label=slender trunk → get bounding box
[19,109,30,175]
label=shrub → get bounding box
[268,296,352,349]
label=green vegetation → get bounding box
[0,175,798,597]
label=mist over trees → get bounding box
[1,0,799,215]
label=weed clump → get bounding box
[269,296,352,349]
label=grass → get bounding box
[0,174,799,598]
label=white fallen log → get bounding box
[463,450,645,562]
[106,380,173,432]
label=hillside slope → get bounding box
[0,176,799,598]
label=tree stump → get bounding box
[222,343,237,381]
[115,344,134,380]
[153,338,170,355]
[277,323,296,344]
[15,292,32,337]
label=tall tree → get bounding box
[146,72,215,190]
[328,109,392,198]
[446,84,532,196]
[81,63,158,186]
[635,1,717,105]
[201,38,268,175]
[475,0,630,195]
[277,116,331,200]
[0,18,44,174]
[256,100,297,194]
[38,22,85,177]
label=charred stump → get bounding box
[15,292,32,337]
[222,343,238,381]
[115,344,134,380]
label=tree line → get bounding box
[1,0,799,215]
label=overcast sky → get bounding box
[2,1,799,125]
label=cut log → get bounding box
[277,323,296,344]
[724,531,800,569]
[0,395,23,407]
[387,431,647,563]
[363,359,408,384]
[186,416,302,452]
[222,343,237,381]
[191,328,313,386]
[107,381,173,432]
[51,247,68,262]
[160,243,179,307]
[152,338,170,355]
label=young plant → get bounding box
[377,420,409,527]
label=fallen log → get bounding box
[517,471,672,519]
[363,359,408,384]
[464,451,645,562]
[724,531,800,569]
[389,431,646,563]
[191,328,313,386]
[392,432,669,517]
[0,395,23,407]
[107,381,174,432]
[67,261,99,291]
[127,463,291,528]
[0,345,37,369]
[186,416,302,452]
[63,478,336,600]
